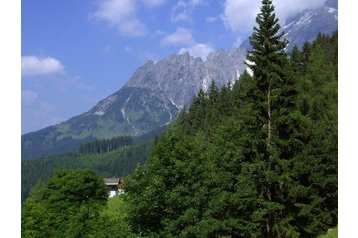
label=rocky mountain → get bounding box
[22,49,247,160]
[282,0,338,51]
[22,0,338,160]
[240,0,338,51]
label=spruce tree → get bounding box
[244,0,305,236]
[124,2,337,236]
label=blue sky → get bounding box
[21,0,327,134]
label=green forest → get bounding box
[22,1,337,237]
[22,127,166,203]
[78,135,133,155]
[21,140,153,203]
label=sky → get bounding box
[21,0,328,135]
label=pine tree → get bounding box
[243,0,306,236]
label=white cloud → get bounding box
[153,30,166,36]
[21,56,65,77]
[90,0,147,37]
[179,43,214,61]
[274,0,326,23]
[142,0,166,7]
[171,12,191,22]
[171,0,206,22]
[222,0,260,36]
[161,27,195,46]
[206,16,217,23]
[22,90,38,104]
[188,0,206,6]
[222,0,326,36]
[161,26,215,60]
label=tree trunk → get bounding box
[267,85,272,146]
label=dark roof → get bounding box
[104,178,120,185]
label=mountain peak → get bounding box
[22,4,338,160]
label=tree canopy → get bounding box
[124,1,337,237]
[22,169,108,238]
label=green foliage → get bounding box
[89,196,136,238]
[22,169,108,238]
[125,2,337,236]
[22,140,153,203]
[79,135,133,155]
[21,126,93,160]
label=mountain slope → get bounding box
[22,0,338,160]
[282,0,338,51]
[22,50,246,160]
[240,0,338,51]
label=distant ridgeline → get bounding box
[78,135,133,155]
[21,127,167,203]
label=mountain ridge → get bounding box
[239,0,338,51]
[22,0,338,160]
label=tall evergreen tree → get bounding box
[244,0,306,236]
[125,3,337,236]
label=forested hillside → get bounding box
[125,2,338,237]
[22,1,337,237]
[21,126,167,203]
[21,140,153,203]
[78,135,133,155]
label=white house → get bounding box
[104,178,124,198]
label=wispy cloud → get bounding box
[21,56,65,77]
[161,27,214,60]
[206,16,217,23]
[21,101,65,134]
[22,90,38,104]
[161,27,195,46]
[90,0,147,37]
[171,0,206,22]
[142,0,166,8]
[179,43,214,61]
[67,76,94,92]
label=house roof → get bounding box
[104,178,120,185]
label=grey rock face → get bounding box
[21,0,338,159]
[126,52,204,110]
[125,49,247,110]
[282,0,338,51]
[21,48,248,159]
[204,48,247,90]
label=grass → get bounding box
[102,195,129,219]
[100,195,136,237]
[317,227,338,238]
